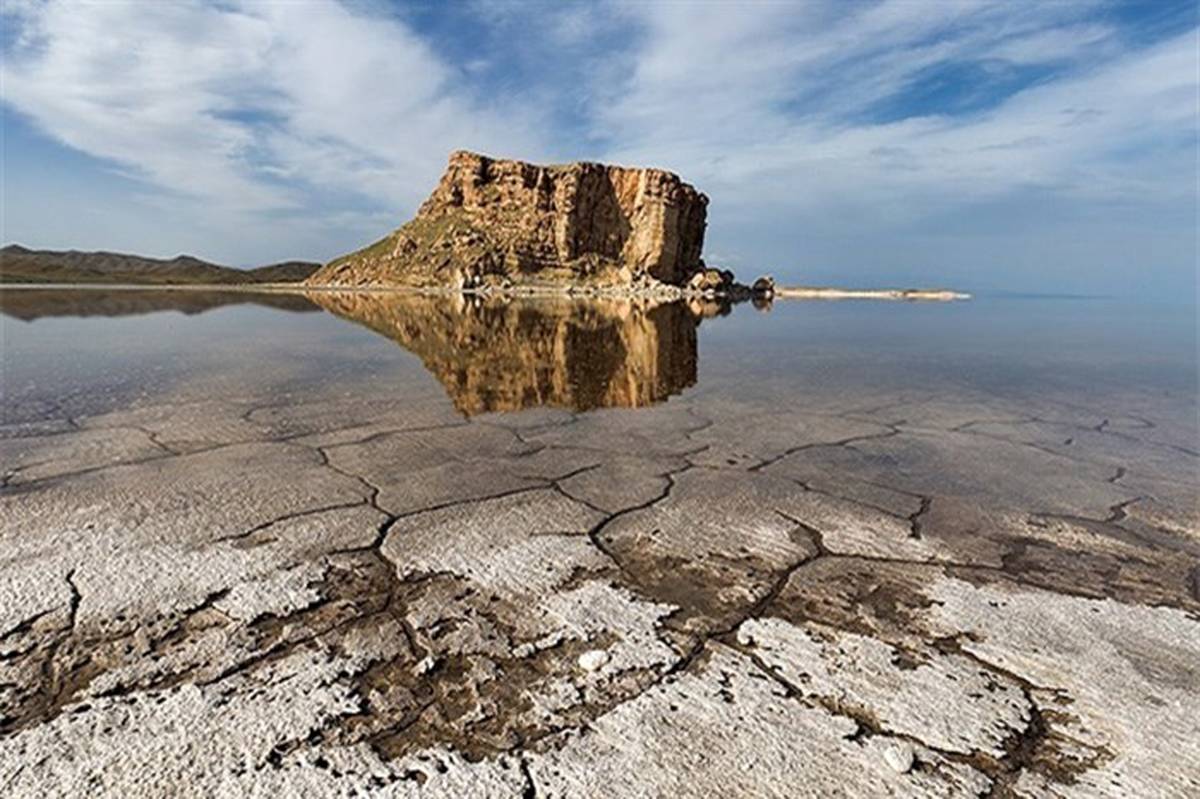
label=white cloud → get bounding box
[592,0,1110,142]
[4,1,285,209]
[1,0,546,215]
[592,3,1195,239]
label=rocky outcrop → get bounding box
[306,151,709,290]
[752,275,776,297]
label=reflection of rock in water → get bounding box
[308,292,699,415]
[0,289,318,320]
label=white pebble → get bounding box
[577,649,609,672]
[882,742,915,774]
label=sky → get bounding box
[1,0,1196,298]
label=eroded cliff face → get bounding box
[307,151,708,289]
[306,292,698,415]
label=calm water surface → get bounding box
[1,289,1195,432]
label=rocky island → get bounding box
[307,151,714,295]
[305,151,967,302]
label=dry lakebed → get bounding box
[0,287,1197,798]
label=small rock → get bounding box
[577,649,610,672]
[412,655,439,676]
[752,275,775,296]
[882,741,915,774]
[687,268,731,294]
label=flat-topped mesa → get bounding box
[306,151,709,290]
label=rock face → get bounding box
[306,151,709,289]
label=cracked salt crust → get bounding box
[737,617,1030,756]
[529,644,992,797]
[1,350,1196,797]
[925,576,1200,798]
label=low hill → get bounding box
[0,245,320,285]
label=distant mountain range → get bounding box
[0,245,321,285]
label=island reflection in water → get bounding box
[0,288,712,416]
[307,291,703,415]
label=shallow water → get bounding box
[1,287,1197,795]
[3,288,1195,425]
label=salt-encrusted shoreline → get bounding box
[773,286,970,301]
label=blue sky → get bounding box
[1,0,1196,298]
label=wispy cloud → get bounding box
[595,1,1191,202]
[1,0,545,214]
